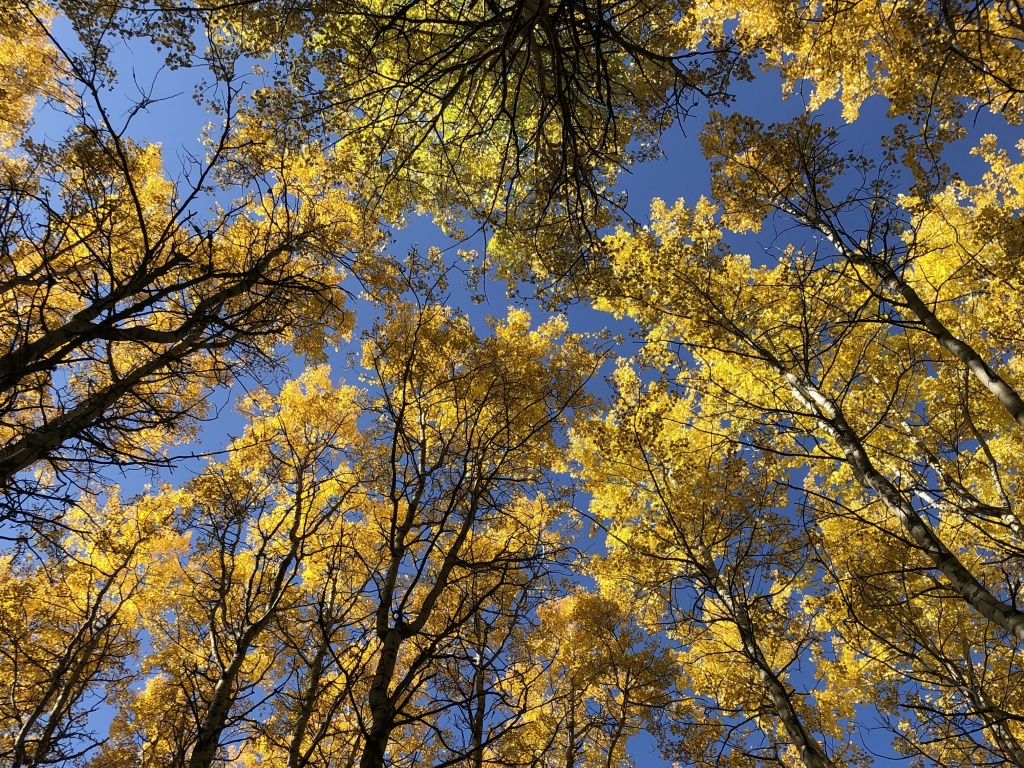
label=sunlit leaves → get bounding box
[591,99,1024,764]
[688,0,1024,125]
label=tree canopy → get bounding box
[2,0,1024,766]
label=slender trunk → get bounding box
[733,324,1024,643]
[984,711,1024,767]
[189,493,305,768]
[470,636,487,768]
[743,627,832,768]
[188,644,251,768]
[603,688,630,768]
[879,254,1024,428]
[697,546,834,768]
[798,210,1024,430]
[360,628,404,768]
[951,638,1024,767]
[565,680,578,768]
[0,349,185,485]
[781,366,1024,642]
[286,636,331,768]
[962,687,1024,767]
[0,238,300,487]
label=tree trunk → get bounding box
[360,628,404,768]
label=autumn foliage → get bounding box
[2,0,1023,767]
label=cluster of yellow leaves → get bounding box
[585,114,1024,760]
[494,592,673,768]
[0,2,61,149]
[31,302,601,768]
[0,490,186,767]
[188,0,717,280]
[685,0,1024,124]
[574,371,863,765]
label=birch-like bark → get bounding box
[698,283,1024,641]
[949,652,1024,766]
[565,679,579,768]
[469,627,488,768]
[799,209,1024,431]
[695,545,834,768]
[761,348,1024,643]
